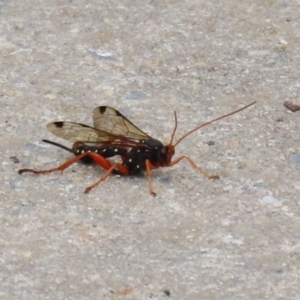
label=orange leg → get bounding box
[18,152,114,175]
[145,159,157,196]
[84,163,129,194]
[169,155,219,180]
[19,152,130,193]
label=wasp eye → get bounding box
[160,147,166,155]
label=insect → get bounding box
[18,102,256,196]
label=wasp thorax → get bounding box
[144,138,164,148]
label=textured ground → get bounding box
[1,0,300,299]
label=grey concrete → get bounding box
[1,0,300,299]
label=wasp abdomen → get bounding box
[72,143,127,158]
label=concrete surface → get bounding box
[1,0,300,299]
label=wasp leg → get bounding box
[84,163,129,194]
[18,152,114,175]
[145,159,157,196]
[169,155,219,180]
[19,152,130,193]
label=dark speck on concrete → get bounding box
[288,153,300,164]
[158,177,171,184]
[11,205,33,216]
[10,177,22,190]
[253,182,269,189]
[164,289,171,296]
[10,156,20,163]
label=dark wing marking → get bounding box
[46,121,148,148]
[93,106,151,141]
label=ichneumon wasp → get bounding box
[18,102,256,196]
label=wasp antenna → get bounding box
[169,111,178,145]
[173,101,256,147]
[42,139,73,153]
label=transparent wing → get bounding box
[93,106,151,141]
[46,121,147,147]
[46,122,118,143]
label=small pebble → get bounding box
[261,195,280,205]
[87,49,116,61]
